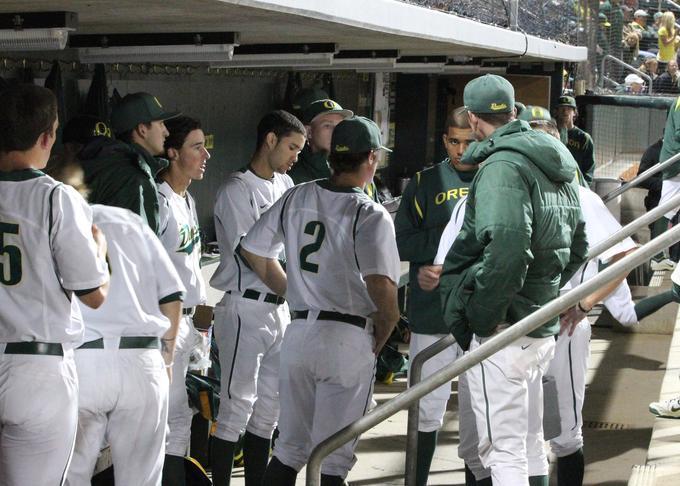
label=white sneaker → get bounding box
[651,258,677,272]
[649,397,680,418]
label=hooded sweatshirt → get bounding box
[79,137,168,235]
[439,120,588,350]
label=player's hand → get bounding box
[559,304,588,336]
[91,224,107,261]
[418,265,442,291]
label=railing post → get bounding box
[404,334,456,486]
[509,0,519,31]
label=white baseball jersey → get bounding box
[434,195,468,265]
[211,167,293,294]
[77,205,186,342]
[561,186,637,292]
[157,181,206,307]
[0,169,109,344]
[241,180,401,316]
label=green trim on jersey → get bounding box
[159,291,184,304]
[0,168,45,181]
[316,179,364,194]
[394,159,476,334]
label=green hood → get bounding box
[461,120,578,184]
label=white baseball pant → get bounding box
[457,371,491,480]
[213,293,289,442]
[66,347,169,486]
[272,314,376,478]
[408,333,461,432]
[0,348,78,486]
[467,333,555,485]
[166,316,200,457]
[659,175,680,220]
[546,318,591,457]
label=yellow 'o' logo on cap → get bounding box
[531,107,544,118]
[323,100,337,110]
[94,121,112,138]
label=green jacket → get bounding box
[395,160,476,334]
[563,127,595,184]
[661,97,680,179]
[79,137,168,235]
[440,120,588,350]
[288,145,331,184]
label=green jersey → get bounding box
[395,159,476,334]
[288,145,331,184]
[565,127,595,184]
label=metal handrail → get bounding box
[403,334,456,484]
[402,190,680,484]
[602,151,680,203]
[600,55,654,95]
[305,226,680,486]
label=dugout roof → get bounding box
[0,0,587,64]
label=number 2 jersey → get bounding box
[241,179,401,317]
[0,169,109,344]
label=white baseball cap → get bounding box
[634,9,649,18]
[624,73,645,85]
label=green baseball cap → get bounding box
[518,105,553,122]
[464,74,515,114]
[291,87,329,111]
[331,116,392,154]
[557,95,577,108]
[301,99,353,125]
[515,101,527,116]
[111,92,180,134]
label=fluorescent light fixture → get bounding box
[331,49,398,70]
[210,43,337,69]
[356,55,447,73]
[211,53,334,68]
[0,12,77,51]
[71,32,238,64]
[441,65,507,74]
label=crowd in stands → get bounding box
[598,1,680,95]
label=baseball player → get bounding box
[0,85,109,486]
[287,98,352,184]
[46,158,186,486]
[556,96,596,184]
[648,95,680,271]
[79,92,180,235]
[519,106,637,486]
[439,76,588,485]
[394,106,476,486]
[156,116,210,486]
[209,110,305,486]
[242,115,400,486]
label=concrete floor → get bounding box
[226,325,672,485]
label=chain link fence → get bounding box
[400,1,578,42]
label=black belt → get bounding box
[182,307,195,316]
[229,289,285,305]
[290,310,367,329]
[4,342,63,356]
[77,337,160,350]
